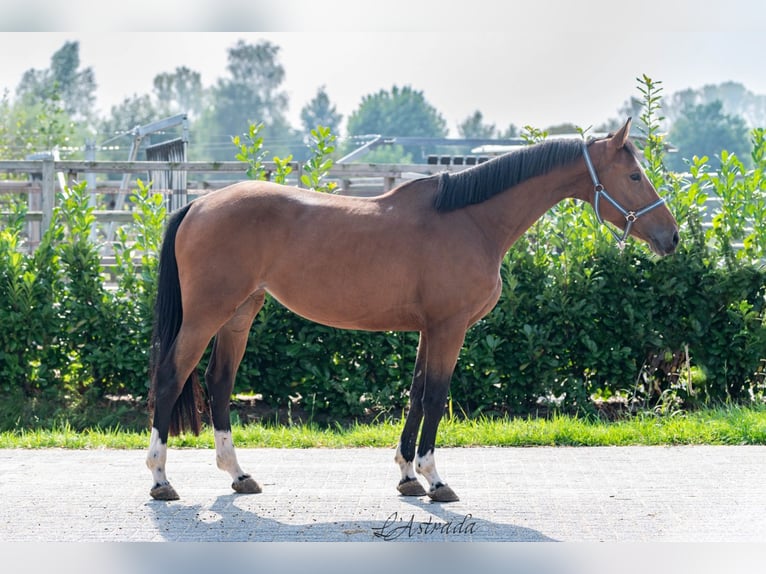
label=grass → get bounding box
[1,405,765,449]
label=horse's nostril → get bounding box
[672,230,680,247]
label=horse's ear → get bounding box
[609,118,632,150]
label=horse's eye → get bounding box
[630,172,641,182]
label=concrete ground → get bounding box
[2,445,766,543]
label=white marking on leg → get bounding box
[416,450,445,491]
[394,442,417,482]
[146,428,170,487]
[214,430,248,481]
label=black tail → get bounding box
[149,202,203,436]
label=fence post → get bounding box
[41,157,55,235]
[27,170,41,248]
[85,140,98,243]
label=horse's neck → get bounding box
[468,165,587,257]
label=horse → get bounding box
[146,118,679,502]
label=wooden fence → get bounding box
[0,158,466,251]
[0,158,736,255]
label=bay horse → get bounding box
[146,118,678,502]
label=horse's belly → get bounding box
[265,280,422,332]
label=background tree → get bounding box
[0,87,78,158]
[96,94,159,162]
[345,85,448,162]
[0,90,26,159]
[546,122,581,135]
[455,112,520,156]
[194,39,296,160]
[300,86,342,136]
[498,124,520,138]
[15,41,96,124]
[597,96,644,133]
[666,100,750,172]
[0,91,9,157]
[152,66,204,120]
[458,110,497,138]
[664,81,766,128]
[5,41,93,157]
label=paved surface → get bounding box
[1,445,766,542]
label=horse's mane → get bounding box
[434,137,604,212]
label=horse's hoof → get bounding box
[232,475,262,494]
[150,483,180,501]
[428,484,459,502]
[397,477,427,497]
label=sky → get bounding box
[1,0,766,139]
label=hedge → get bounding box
[1,84,764,419]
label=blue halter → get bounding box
[581,142,666,250]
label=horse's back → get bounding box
[171,177,490,331]
[179,178,442,247]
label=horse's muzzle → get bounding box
[651,228,680,256]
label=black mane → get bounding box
[433,138,592,212]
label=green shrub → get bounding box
[1,95,764,422]
[0,200,65,394]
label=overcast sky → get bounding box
[2,0,766,137]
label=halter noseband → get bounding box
[581,142,666,250]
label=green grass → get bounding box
[1,406,765,449]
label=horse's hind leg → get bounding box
[206,292,265,495]
[147,326,214,500]
[395,334,428,497]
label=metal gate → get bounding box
[145,137,188,212]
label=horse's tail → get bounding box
[149,202,203,436]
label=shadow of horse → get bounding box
[112,497,564,574]
[144,494,556,542]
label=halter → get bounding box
[581,142,666,250]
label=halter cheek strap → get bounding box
[581,142,666,250]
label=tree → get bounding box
[458,110,497,139]
[454,111,519,156]
[195,39,296,159]
[0,90,13,159]
[347,85,447,138]
[8,41,94,157]
[546,123,581,135]
[597,96,646,134]
[0,87,79,158]
[346,85,447,162]
[300,86,342,136]
[96,94,159,161]
[152,66,204,120]
[666,100,750,172]
[15,41,96,124]
[498,124,520,139]
[664,81,766,128]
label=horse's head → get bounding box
[584,118,679,256]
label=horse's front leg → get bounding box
[213,429,260,494]
[395,334,428,497]
[405,325,465,502]
[415,377,459,503]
